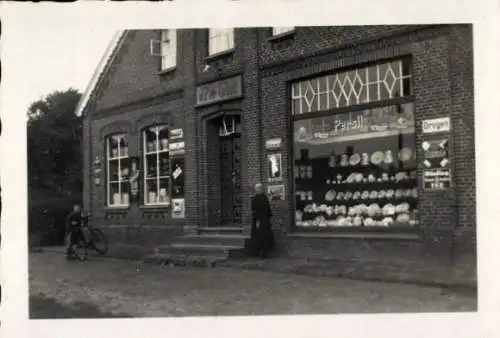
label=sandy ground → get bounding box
[29,252,476,318]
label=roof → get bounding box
[74,30,128,117]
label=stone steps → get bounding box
[156,243,241,256]
[143,253,227,267]
[149,227,249,266]
[175,234,248,247]
[197,227,245,236]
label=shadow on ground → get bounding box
[30,295,131,319]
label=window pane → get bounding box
[158,178,170,204]
[109,183,120,205]
[367,66,378,83]
[209,28,233,55]
[293,104,418,228]
[109,160,119,182]
[145,154,156,178]
[159,153,169,176]
[402,77,412,96]
[402,59,411,77]
[292,98,301,115]
[272,27,295,35]
[146,179,158,204]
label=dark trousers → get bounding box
[66,227,82,254]
[250,219,274,258]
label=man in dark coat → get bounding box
[251,183,275,259]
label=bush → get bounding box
[29,196,81,247]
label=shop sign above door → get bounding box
[196,76,243,107]
[422,117,451,134]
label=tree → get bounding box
[27,88,83,246]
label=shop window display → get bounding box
[142,125,170,206]
[106,134,130,207]
[291,59,418,230]
[294,103,418,229]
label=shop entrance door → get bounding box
[219,135,242,227]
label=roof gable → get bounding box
[75,30,128,117]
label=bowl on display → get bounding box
[364,217,375,226]
[349,153,361,166]
[370,151,384,165]
[325,190,336,201]
[382,217,394,226]
[398,147,413,162]
[370,191,378,199]
[411,188,418,198]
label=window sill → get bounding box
[104,205,130,211]
[204,48,235,63]
[158,66,177,76]
[140,204,170,210]
[268,30,296,42]
[288,230,420,241]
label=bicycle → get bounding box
[67,215,108,261]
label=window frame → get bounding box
[290,57,418,233]
[291,58,413,116]
[159,29,177,71]
[106,133,130,208]
[208,28,234,56]
[272,27,295,36]
[142,125,171,207]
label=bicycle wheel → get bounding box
[72,239,88,261]
[90,228,108,254]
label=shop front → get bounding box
[259,37,472,271]
[290,58,420,232]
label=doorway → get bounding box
[218,114,242,227]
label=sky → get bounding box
[2,23,116,115]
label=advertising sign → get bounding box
[422,117,451,134]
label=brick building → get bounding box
[77,25,476,285]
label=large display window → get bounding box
[292,59,418,230]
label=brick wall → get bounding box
[83,26,476,271]
[259,25,429,67]
[259,25,475,263]
[84,29,192,246]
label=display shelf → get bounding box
[145,149,169,156]
[293,223,419,232]
[108,156,130,161]
[145,175,170,180]
[295,196,418,206]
